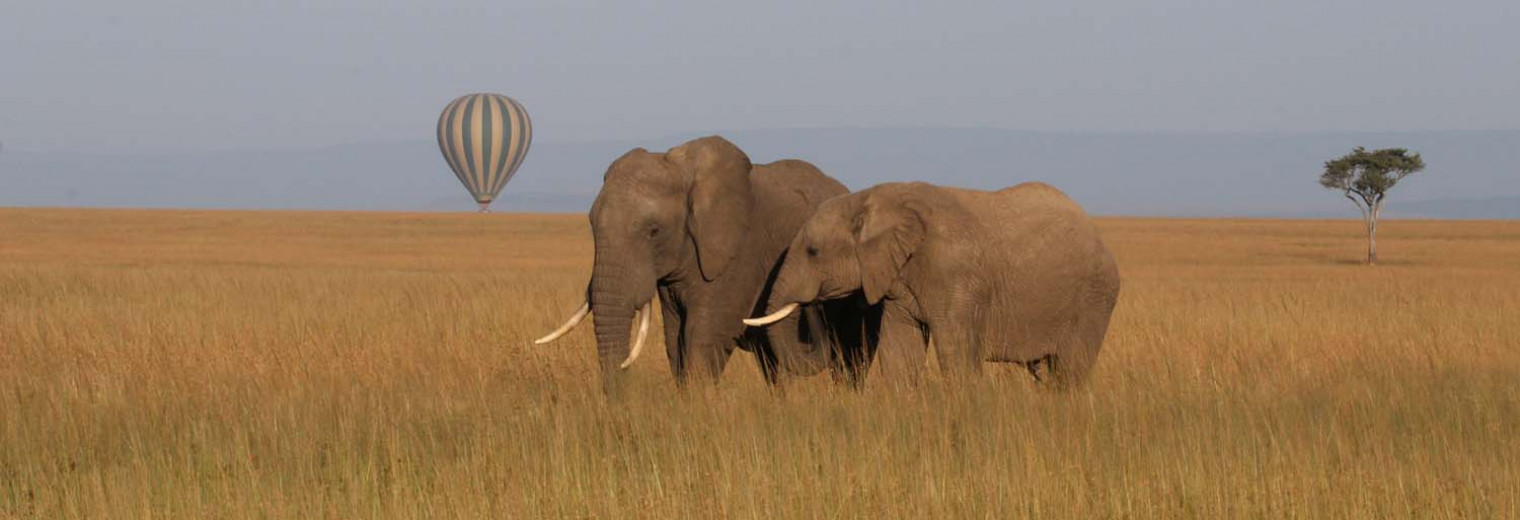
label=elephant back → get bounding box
[752,159,849,208]
[995,182,1085,214]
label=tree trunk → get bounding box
[1367,221,1377,265]
[1366,203,1380,265]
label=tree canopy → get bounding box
[1320,147,1426,211]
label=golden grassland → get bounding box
[2,207,1518,519]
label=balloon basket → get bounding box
[477,202,492,214]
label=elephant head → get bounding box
[536,136,756,388]
[746,184,927,329]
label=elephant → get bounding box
[744,181,1120,388]
[535,136,867,393]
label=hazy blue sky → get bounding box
[3,0,1517,153]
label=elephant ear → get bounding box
[667,136,754,281]
[853,194,925,304]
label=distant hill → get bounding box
[1389,196,1520,220]
[2,128,1516,218]
[0,139,632,213]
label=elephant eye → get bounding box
[806,245,819,257]
[647,225,660,238]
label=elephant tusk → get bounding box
[743,303,799,327]
[620,301,653,369]
[534,302,590,345]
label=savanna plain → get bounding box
[2,208,1518,519]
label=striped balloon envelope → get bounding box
[436,93,532,212]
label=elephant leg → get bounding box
[671,310,738,387]
[1047,350,1096,390]
[870,302,928,390]
[1047,302,1114,390]
[929,322,984,381]
[922,287,988,381]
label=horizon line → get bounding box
[5,126,1519,156]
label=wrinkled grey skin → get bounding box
[758,181,1121,388]
[568,136,864,393]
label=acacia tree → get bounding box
[1319,147,1425,265]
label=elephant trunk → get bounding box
[762,261,817,318]
[589,244,657,393]
[748,253,834,376]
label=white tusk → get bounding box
[620,301,653,369]
[743,303,800,327]
[534,302,590,345]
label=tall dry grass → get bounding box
[2,208,1517,519]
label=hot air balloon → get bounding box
[436,93,532,212]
